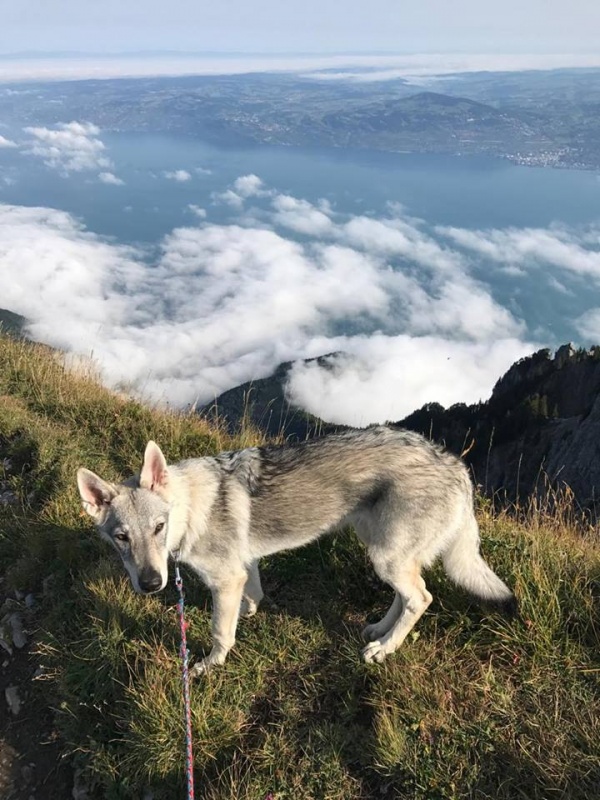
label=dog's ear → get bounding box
[77,468,117,519]
[140,441,169,491]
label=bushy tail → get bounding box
[442,516,517,617]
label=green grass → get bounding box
[1,332,599,799]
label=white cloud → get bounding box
[439,225,600,281]
[0,135,17,148]
[286,336,534,427]
[574,308,600,340]
[212,188,244,208]
[99,171,125,185]
[271,194,334,236]
[194,166,213,176]
[212,174,270,208]
[233,174,265,197]
[163,169,192,182]
[2,53,600,85]
[7,175,590,425]
[188,204,207,218]
[23,121,112,175]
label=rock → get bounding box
[0,490,17,505]
[72,768,91,800]
[8,613,27,649]
[20,763,34,785]
[5,685,21,715]
[0,636,13,657]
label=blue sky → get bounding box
[1,0,599,55]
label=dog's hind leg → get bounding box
[362,594,403,642]
[362,559,432,664]
[241,559,264,618]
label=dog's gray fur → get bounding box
[77,426,516,672]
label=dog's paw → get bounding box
[362,622,388,642]
[240,596,259,618]
[362,640,389,664]
[191,649,227,676]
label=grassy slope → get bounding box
[0,332,599,800]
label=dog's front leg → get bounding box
[193,573,246,674]
[240,559,264,617]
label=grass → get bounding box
[1,331,599,799]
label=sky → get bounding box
[1,0,599,56]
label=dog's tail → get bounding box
[442,514,517,617]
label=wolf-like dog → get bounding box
[77,426,516,672]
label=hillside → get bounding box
[1,332,599,799]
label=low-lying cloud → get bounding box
[98,171,125,186]
[2,175,597,424]
[22,121,126,187]
[163,169,192,182]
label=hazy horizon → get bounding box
[2,52,600,85]
[2,1,599,59]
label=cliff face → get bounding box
[400,344,600,506]
[204,344,600,507]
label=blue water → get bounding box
[1,132,600,244]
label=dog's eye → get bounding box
[114,532,129,543]
[154,521,165,535]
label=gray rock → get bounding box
[8,613,27,649]
[0,490,17,506]
[72,768,91,800]
[5,686,21,715]
[0,634,13,656]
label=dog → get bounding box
[77,426,516,673]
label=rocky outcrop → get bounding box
[400,344,600,507]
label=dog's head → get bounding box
[77,441,172,594]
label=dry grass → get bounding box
[1,332,599,799]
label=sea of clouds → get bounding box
[2,120,600,425]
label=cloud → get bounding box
[2,53,600,84]
[271,194,334,236]
[98,171,125,185]
[163,169,192,182]
[212,174,270,208]
[439,224,600,281]
[574,308,600,340]
[23,121,112,175]
[188,204,207,219]
[0,135,17,148]
[195,167,213,176]
[0,180,544,424]
[233,174,265,197]
[286,337,534,427]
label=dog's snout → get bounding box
[138,570,163,594]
